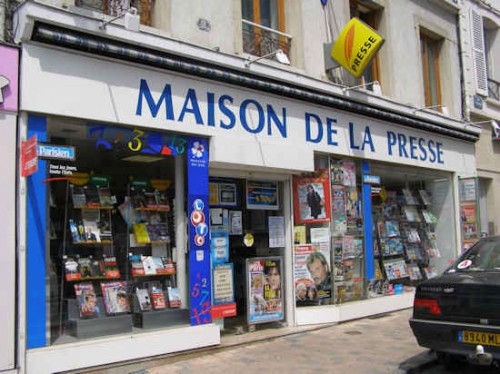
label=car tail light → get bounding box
[414,298,442,315]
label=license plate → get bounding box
[459,330,500,347]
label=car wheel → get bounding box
[436,352,462,370]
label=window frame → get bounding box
[420,32,443,109]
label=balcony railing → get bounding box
[488,78,500,102]
[76,0,152,26]
[242,19,292,60]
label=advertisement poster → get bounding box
[246,180,279,210]
[213,263,234,305]
[247,257,283,324]
[218,182,238,207]
[294,244,331,306]
[293,170,331,224]
[268,216,285,248]
[210,230,229,264]
[229,210,242,235]
[459,178,477,202]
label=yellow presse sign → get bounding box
[331,18,384,78]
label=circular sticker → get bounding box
[193,199,204,211]
[194,234,205,246]
[457,259,472,269]
[243,233,254,247]
[196,222,208,237]
[190,210,205,226]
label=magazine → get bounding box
[78,257,93,278]
[70,185,87,207]
[103,256,120,278]
[402,188,419,205]
[167,286,181,308]
[69,219,83,243]
[407,264,423,281]
[161,257,176,274]
[331,185,346,213]
[90,256,105,277]
[64,256,81,281]
[101,281,130,314]
[385,221,400,237]
[84,184,100,207]
[151,286,167,310]
[294,226,307,244]
[98,210,112,242]
[407,228,421,243]
[141,255,157,275]
[403,206,421,222]
[130,254,145,276]
[135,287,152,311]
[83,219,101,242]
[75,283,100,318]
[383,258,409,280]
[98,187,113,207]
[133,223,150,244]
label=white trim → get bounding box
[26,324,220,374]
[0,113,17,371]
[295,292,414,326]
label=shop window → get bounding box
[75,0,152,26]
[349,0,382,90]
[420,31,443,110]
[39,118,189,345]
[292,157,456,306]
[293,157,365,307]
[241,0,291,58]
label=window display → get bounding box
[44,118,188,345]
[293,157,456,307]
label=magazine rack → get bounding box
[132,294,188,329]
[66,298,133,339]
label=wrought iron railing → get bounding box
[242,19,292,60]
[488,78,500,101]
[75,0,152,26]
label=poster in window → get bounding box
[246,180,279,210]
[209,182,219,206]
[219,183,237,207]
[213,263,234,305]
[247,257,283,324]
[293,244,332,307]
[293,171,331,224]
[210,230,229,264]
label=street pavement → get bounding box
[88,308,498,374]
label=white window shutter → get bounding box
[471,9,488,96]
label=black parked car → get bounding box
[410,236,500,369]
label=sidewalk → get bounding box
[81,308,428,374]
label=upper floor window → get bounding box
[241,0,291,59]
[420,32,443,110]
[76,0,152,26]
[349,0,382,89]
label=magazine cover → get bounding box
[141,255,158,275]
[64,256,81,281]
[69,219,83,243]
[385,221,400,237]
[331,185,346,214]
[167,287,182,308]
[403,206,421,222]
[101,281,130,314]
[135,287,152,311]
[98,210,112,242]
[340,159,356,187]
[78,257,93,278]
[130,254,145,276]
[84,184,101,207]
[161,257,176,274]
[294,226,307,244]
[293,244,331,305]
[292,171,331,224]
[383,258,409,280]
[247,258,284,324]
[75,283,100,318]
[151,286,167,309]
[90,256,105,277]
[98,187,113,207]
[408,264,423,281]
[132,223,150,244]
[103,256,120,278]
[70,185,87,207]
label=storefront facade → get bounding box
[11,2,481,373]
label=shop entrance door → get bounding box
[209,177,287,334]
